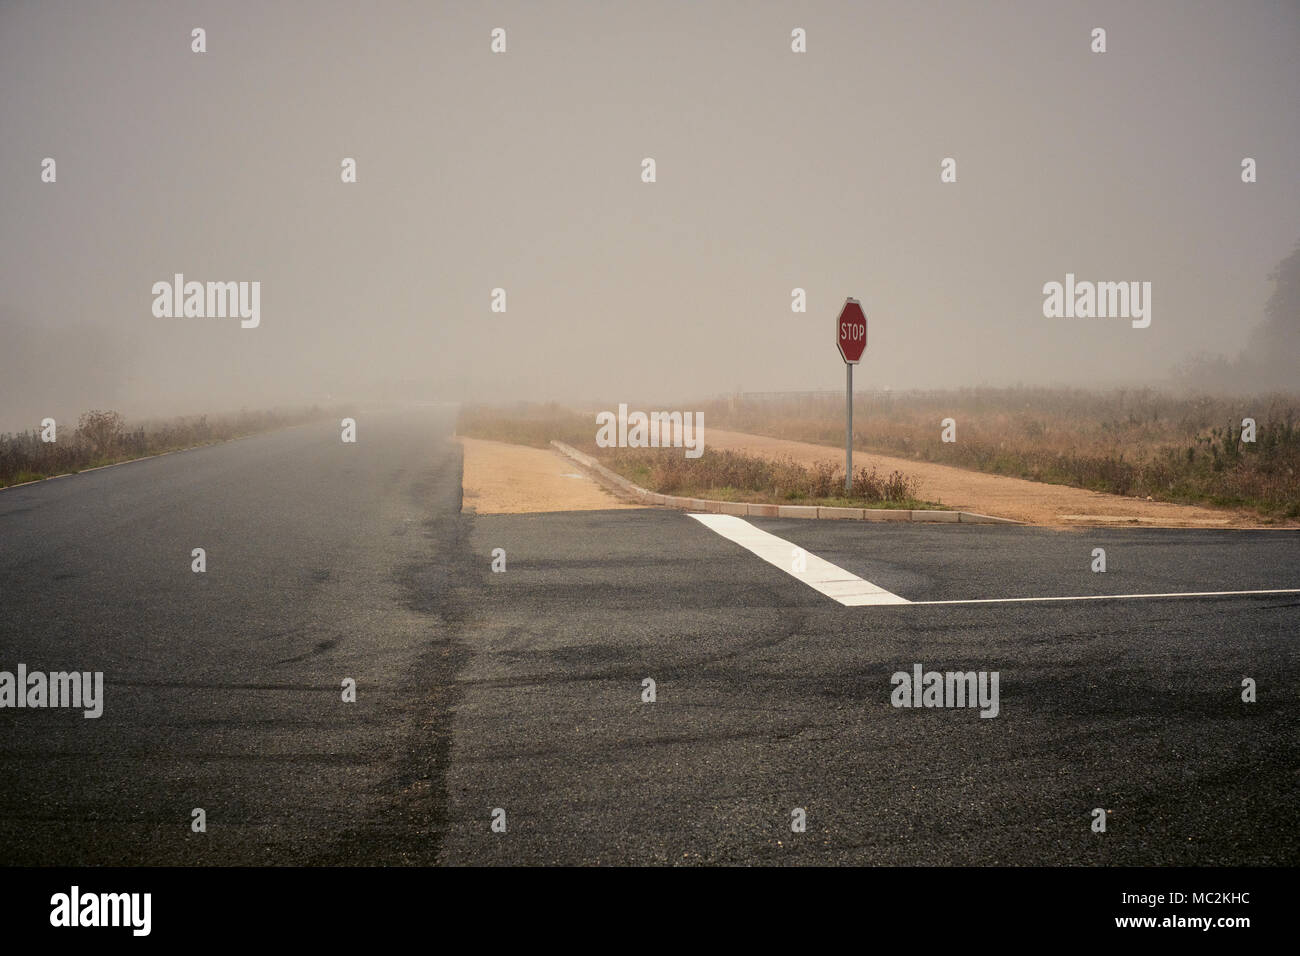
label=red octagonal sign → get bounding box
[836,297,867,364]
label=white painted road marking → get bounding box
[689,514,1300,608]
[905,589,1300,606]
[688,513,911,606]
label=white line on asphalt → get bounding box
[688,513,911,606]
[904,589,1300,606]
[688,514,1300,608]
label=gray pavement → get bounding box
[1,408,1296,865]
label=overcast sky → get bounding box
[2,0,1298,429]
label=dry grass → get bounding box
[0,406,337,488]
[601,448,928,508]
[456,402,594,450]
[699,387,1300,519]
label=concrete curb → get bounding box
[550,441,1022,525]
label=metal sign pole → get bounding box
[845,362,853,493]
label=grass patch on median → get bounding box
[456,402,595,450]
[600,448,941,509]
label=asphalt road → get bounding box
[0,406,472,865]
[2,407,1297,865]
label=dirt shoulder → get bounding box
[458,436,639,514]
[704,428,1291,529]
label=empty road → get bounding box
[2,406,1297,865]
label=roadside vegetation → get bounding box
[457,403,935,509]
[456,402,593,450]
[601,447,931,509]
[699,388,1300,520]
[0,407,335,488]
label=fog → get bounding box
[2,0,1298,432]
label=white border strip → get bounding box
[689,512,1300,607]
[905,588,1300,606]
[689,514,1299,608]
[689,513,910,606]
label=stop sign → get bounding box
[836,298,867,364]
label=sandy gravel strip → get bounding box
[457,436,640,514]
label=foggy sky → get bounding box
[2,0,1298,431]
